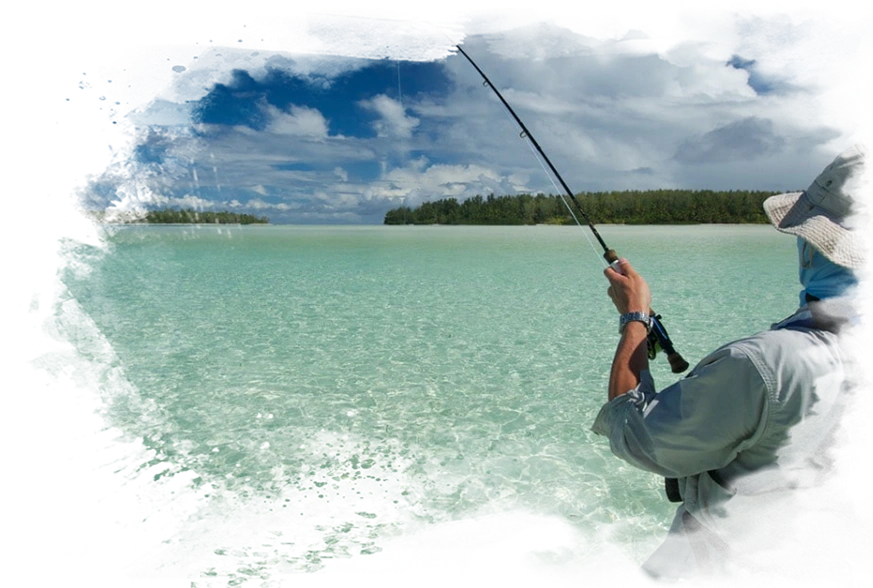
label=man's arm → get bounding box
[604,258,652,400]
[608,322,649,400]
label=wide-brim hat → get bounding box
[763,144,868,269]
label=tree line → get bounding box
[383,190,783,225]
[140,208,269,224]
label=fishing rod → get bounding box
[456,44,689,373]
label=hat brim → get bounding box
[763,191,865,269]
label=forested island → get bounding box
[383,190,782,225]
[107,208,270,224]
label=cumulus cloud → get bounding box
[440,14,860,200]
[247,198,273,209]
[733,36,788,83]
[231,125,257,135]
[135,129,185,139]
[191,122,221,135]
[79,13,866,223]
[675,117,786,163]
[314,190,360,209]
[130,175,173,192]
[264,103,330,139]
[349,158,525,209]
[245,198,292,211]
[359,94,420,139]
[142,192,215,208]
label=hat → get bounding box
[763,144,868,269]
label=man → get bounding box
[593,144,867,579]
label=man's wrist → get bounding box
[621,321,649,338]
[619,311,652,334]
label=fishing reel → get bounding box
[646,316,663,360]
[647,313,690,374]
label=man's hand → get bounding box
[604,258,652,315]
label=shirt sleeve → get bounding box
[591,345,769,478]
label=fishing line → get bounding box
[420,25,605,262]
[520,136,608,267]
[397,16,608,256]
[397,16,688,373]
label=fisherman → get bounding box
[593,144,867,579]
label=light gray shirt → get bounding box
[592,310,869,586]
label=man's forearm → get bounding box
[608,322,650,401]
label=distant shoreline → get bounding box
[91,222,771,231]
[378,221,750,226]
[98,222,274,226]
[384,190,783,226]
[87,208,269,225]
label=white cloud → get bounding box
[314,190,360,208]
[130,175,172,192]
[724,36,788,83]
[71,189,109,208]
[441,23,858,192]
[361,159,525,204]
[134,129,185,139]
[264,103,330,139]
[246,198,271,209]
[72,9,869,222]
[142,192,215,208]
[191,122,221,135]
[245,198,292,211]
[359,94,420,139]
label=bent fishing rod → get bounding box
[456,44,689,373]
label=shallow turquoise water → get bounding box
[60,224,797,583]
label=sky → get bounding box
[37,1,869,224]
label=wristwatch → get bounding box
[619,311,652,333]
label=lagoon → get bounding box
[59,224,798,584]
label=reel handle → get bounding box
[605,249,689,373]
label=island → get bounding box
[383,190,784,225]
[78,208,270,225]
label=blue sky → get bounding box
[69,8,867,224]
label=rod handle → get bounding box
[605,249,623,277]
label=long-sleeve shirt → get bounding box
[592,306,853,569]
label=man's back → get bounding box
[594,312,866,585]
